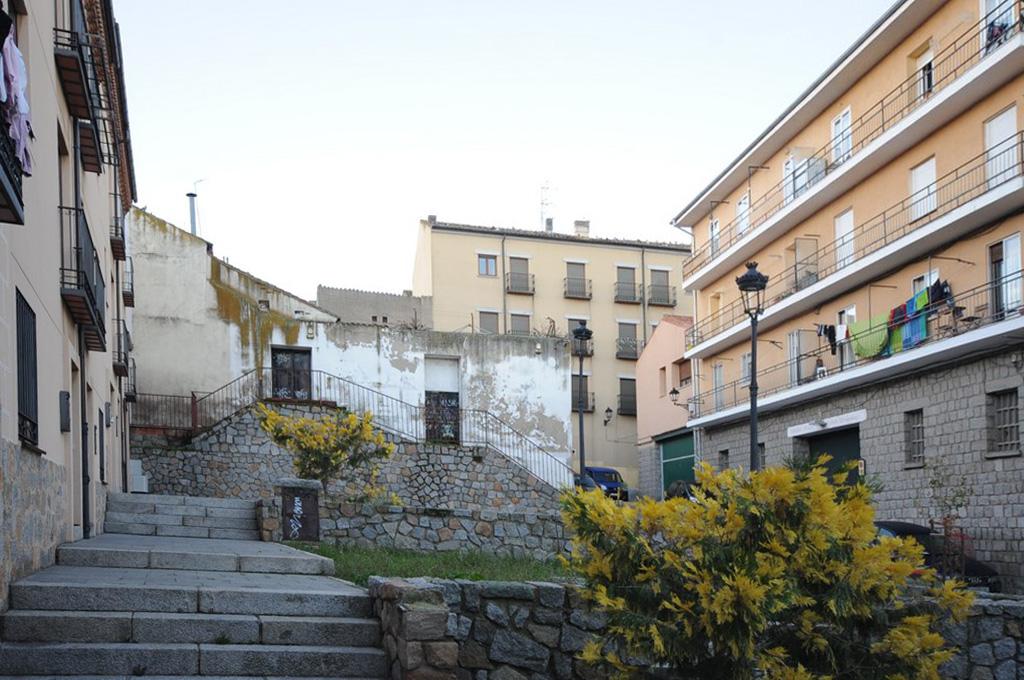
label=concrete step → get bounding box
[10,566,371,617]
[108,492,257,511]
[0,642,200,675]
[260,616,380,647]
[0,611,133,643]
[103,511,257,532]
[103,521,157,536]
[198,643,386,677]
[133,612,260,644]
[57,535,334,575]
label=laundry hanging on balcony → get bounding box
[887,289,930,354]
[850,314,889,359]
[0,16,31,176]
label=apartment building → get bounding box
[0,0,136,609]
[413,216,691,487]
[676,0,1024,589]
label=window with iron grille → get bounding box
[904,409,925,465]
[988,389,1020,454]
[16,290,37,446]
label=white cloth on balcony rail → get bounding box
[2,29,31,176]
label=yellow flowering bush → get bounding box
[561,458,974,680]
[258,403,395,491]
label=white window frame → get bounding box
[981,0,1017,51]
[910,157,937,221]
[838,305,857,370]
[709,217,721,256]
[984,105,1018,189]
[831,108,852,164]
[834,209,856,269]
[740,352,751,385]
[912,269,939,295]
[735,192,750,235]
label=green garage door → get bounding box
[661,432,695,493]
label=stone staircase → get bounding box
[104,492,260,540]
[0,493,386,678]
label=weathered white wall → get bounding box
[129,209,572,456]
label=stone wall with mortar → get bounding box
[700,350,1024,593]
[0,441,70,611]
[368,576,610,680]
[259,486,568,561]
[367,576,1024,680]
[132,403,563,516]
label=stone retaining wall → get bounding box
[132,403,562,515]
[367,576,1024,680]
[259,482,569,561]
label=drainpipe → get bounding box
[500,235,507,333]
[74,120,91,538]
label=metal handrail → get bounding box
[683,0,1023,279]
[138,367,574,488]
[647,284,677,306]
[695,270,1024,417]
[505,271,535,294]
[688,130,1024,347]
[613,281,643,303]
[615,337,644,359]
[564,277,592,299]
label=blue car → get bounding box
[585,466,628,500]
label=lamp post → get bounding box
[572,321,594,478]
[736,262,769,472]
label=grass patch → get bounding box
[290,542,567,586]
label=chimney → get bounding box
[186,192,198,235]
[427,214,437,225]
[573,220,590,237]
[545,217,553,232]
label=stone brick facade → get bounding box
[700,349,1024,592]
[0,440,69,611]
[132,403,562,515]
[369,576,610,680]
[636,441,662,499]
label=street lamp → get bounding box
[572,321,594,478]
[736,261,769,472]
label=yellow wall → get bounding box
[417,222,692,486]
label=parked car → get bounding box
[573,473,598,492]
[875,521,1002,592]
[585,466,629,501]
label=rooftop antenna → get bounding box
[187,178,205,236]
[540,181,552,231]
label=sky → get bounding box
[115,0,895,300]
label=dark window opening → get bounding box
[271,347,312,400]
[16,290,37,446]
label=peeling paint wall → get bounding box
[128,209,572,456]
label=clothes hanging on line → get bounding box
[850,314,889,359]
[903,288,929,349]
[815,324,838,355]
[1,24,30,176]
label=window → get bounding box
[912,269,939,295]
[905,409,925,465]
[990,234,1022,317]
[271,347,311,399]
[98,408,106,483]
[984,106,1018,189]
[618,378,637,415]
[676,360,691,387]
[718,448,729,471]
[712,363,724,411]
[709,217,720,256]
[659,367,667,396]
[834,209,855,270]
[16,290,38,446]
[565,262,588,297]
[988,389,1020,454]
[915,50,934,100]
[571,374,591,411]
[508,257,531,293]
[910,158,937,220]
[509,313,530,335]
[984,0,1016,51]
[757,442,766,470]
[615,266,638,301]
[838,306,857,370]
[831,108,852,163]
[735,193,750,235]
[479,311,499,334]
[617,322,639,358]
[649,269,672,305]
[477,254,497,277]
[740,352,751,385]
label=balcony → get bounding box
[691,272,1024,427]
[113,318,131,377]
[53,0,107,172]
[686,130,1024,357]
[618,393,637,416]
[571,338,594,357]
[60,206,106,351]
[572,391,595,413]
[682,0,1024,290]
[0,122,23,224]
[614,281,643,304]
[505,272,535,295]
[110,206,125,261]
[647,284,677,307]
[615,338,644,360]
[125,358,137,403]
[123,257,135,307]
[564,277,592,299]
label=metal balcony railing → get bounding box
[60,206,106,350]
[571,338,594,357]
[572,391,595,413]
[616,338,644,360]
[125,358,137,402]
[618,394,637,416]
[0,118,23,225]
[683,0,1024,280]
[648,284,677,307]
[564,277,592,299]
[687,130,1024,348]
[694,271,1023,418]
[614,281,643,303]
[113,318,131,377]
[123,256,135,307]
[505,271,535,295]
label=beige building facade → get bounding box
[0,0,136,609]
[413,216,692,487]
[676,0,1024,588]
